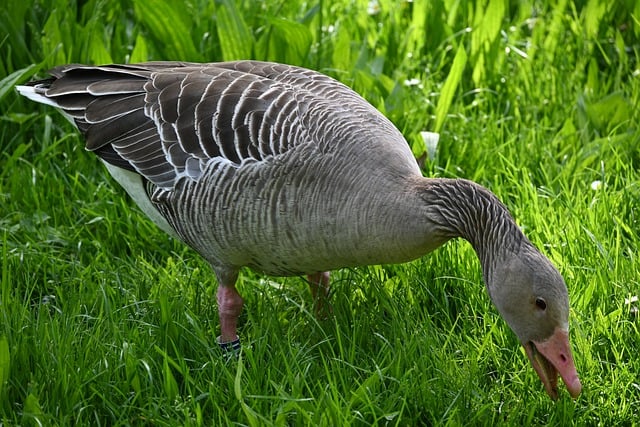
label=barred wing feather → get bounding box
[20,61,368,190]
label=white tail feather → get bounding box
[15,85,60,108]
[16,84,77,124]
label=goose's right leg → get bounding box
[215,270,243,352]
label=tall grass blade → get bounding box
[160,350,178,400]
[584,0,608,39]
[539,0,569,58]
[86,30,113,65]
[22,393,44,426]
[0,336,9,398]
[407,0,429,56]
[260,18,312,64]
[0,64,37,101]
[41,9,72,66]
[233,356,262,427]
[216,0,254,61]
[434,46,467,133]
[133,0,200,60]
[470,0,505,85]
[129,34,149,64]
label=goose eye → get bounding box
[535,297,547,310]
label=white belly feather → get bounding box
[102,161,179,239]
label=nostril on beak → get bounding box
[560,353,567,363]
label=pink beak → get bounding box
[524,327,582,399]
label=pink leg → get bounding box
[307,271,332,319]
[216,284,244,344]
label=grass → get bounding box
[1,0,639,425]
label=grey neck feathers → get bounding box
[420,178,529,284]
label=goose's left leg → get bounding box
[307,271,332,318]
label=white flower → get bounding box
[403,78,421,87]
[367,0,380,15]
[420,131,440,161]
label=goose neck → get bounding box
[419,178,527,283]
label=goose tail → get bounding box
[16,80,78,125]
[16,81,59,108]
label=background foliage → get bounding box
[1,0,639,425]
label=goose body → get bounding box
[17,61,580,399]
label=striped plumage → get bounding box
[17,60,580,399]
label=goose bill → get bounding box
[525,328,582,399]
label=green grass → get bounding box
[1,0,639,425]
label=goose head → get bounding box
[488,245,582,399]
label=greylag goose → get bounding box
[16,60,581,399]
